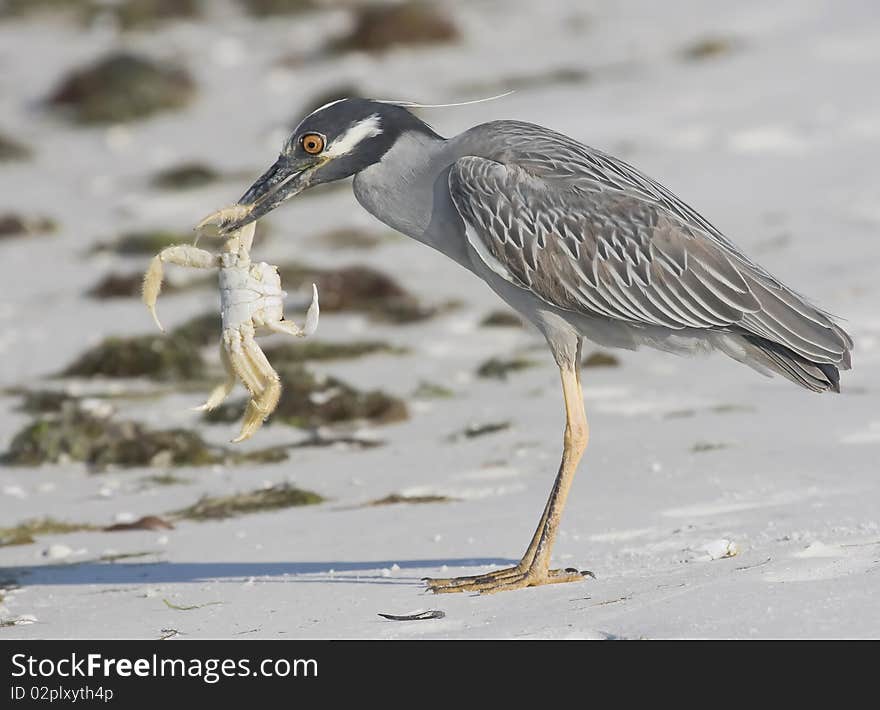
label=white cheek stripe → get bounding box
[324,115,383,158]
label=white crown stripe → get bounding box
[324,114,384,158]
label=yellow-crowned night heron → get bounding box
[217,98,853,594]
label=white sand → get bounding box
[1,0,878,639]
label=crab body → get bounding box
[218,255,287,332]
[141,205,319,442]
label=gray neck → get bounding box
[352,131,473,269]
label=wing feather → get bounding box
[449,153,850,367]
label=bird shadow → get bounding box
[2,558,516,588]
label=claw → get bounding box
[303,283,320,337]
[142,254,166,332]
[233,378,281,443]
[195,204,253,236]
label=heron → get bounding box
[216,98,853,594]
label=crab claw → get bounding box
[304,283,320,337]
[195,204,254,236]
[142,254,166,332]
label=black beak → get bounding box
[218,155,321,234]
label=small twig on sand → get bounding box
[378,610,445,621]
[162,598,223,611]
[735,557,772,571]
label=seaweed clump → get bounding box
[87,272,151,299]
[583,351,620,368]
[151,162,221,190]
[172,483,323,521]
[332,2,459,53]
[47,52,195,124]
[90,229,193,256]
[681,37,738,61]
[0,214,57,240]
[60,333,205,381]
[0,132,31,162]
[1,404,221,469]
[480,310,522,328]
[0,518,96,548]
[278,262,440,323]
[262,340,404,364]
[476,357,536,380]
[237,0,318,17]
[59,309,221,380]
[205,365,408,429]
[367,493,455,506]
[1,0,199,29]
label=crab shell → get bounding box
[219,254,287,332]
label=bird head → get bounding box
[217,98,439,233]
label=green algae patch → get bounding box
[412,381,455,399]
[1,0,199,28]
[169,312,221,348]
[139,473,192,488]
[151,162,221,190]
[60,334,205,381]
[0,214,57,239]
[172,483,324,521]
[583,351,620,368]
[262,340,405,365]
[238,0,318,16]
[690,441,731,454]
[1,407,221,469]
[204,365,408,429]
[91,229,193,256]
[47,52,195,124]
[332,2,459,54]
[277,262,440,323]
[0,132,31,162]
[0,518,96,548]
[366,493,456,506]
[480,310,523,328]
[476,357,537,380]
[681,36,738,61]
[451,421,511,440]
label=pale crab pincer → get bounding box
[141,204,319,442]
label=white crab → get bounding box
[141,204,319,442]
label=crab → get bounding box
[141,204,319,442]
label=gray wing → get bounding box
[449,152,852,368]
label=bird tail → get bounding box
[737,334,843,393]
[709,277,853,393]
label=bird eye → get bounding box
[301,133,325,155]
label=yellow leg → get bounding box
[426,352,590,594]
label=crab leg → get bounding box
[142,245,219,332]
[195,344,237,412]
[234,327,282,442]
[223,327,266,395]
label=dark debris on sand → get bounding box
[331,1,459,54]
[0,131,31,162]
[1,400,287,470]
[204,364,408,430]
[0,214,57,240]
[172,483,323,521]
[47,52,195,124]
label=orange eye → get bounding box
[301,133,325,155]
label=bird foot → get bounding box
[425,565,591,595]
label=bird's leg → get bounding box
[426,351,590,594]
